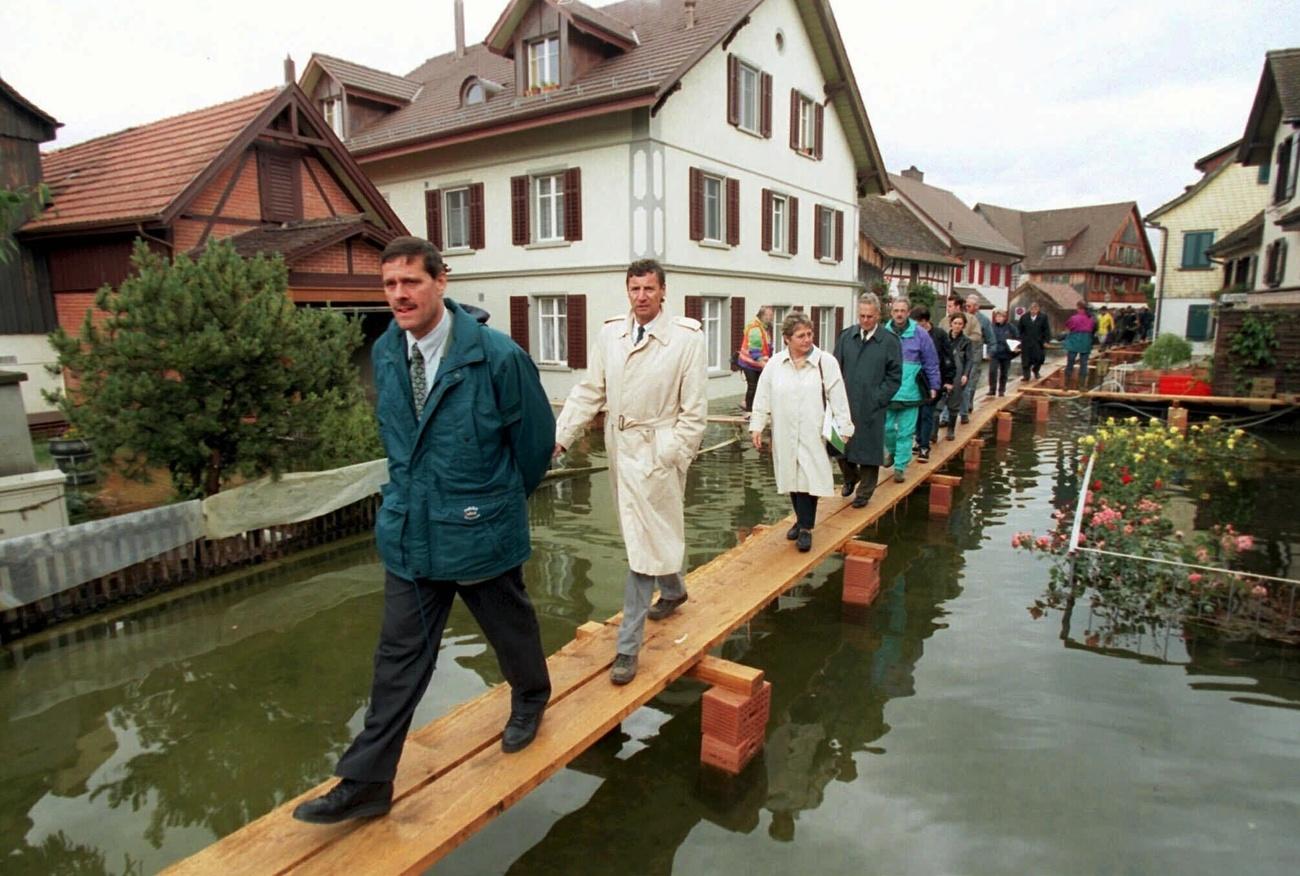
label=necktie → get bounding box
[636,324,645,344]
[410,346,427,418]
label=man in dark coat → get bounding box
[833,292,902,507]
[1017,301,1051,380]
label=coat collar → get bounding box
[619,307,673,346]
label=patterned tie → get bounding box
[410,345,427,418]
[636,324,645,344]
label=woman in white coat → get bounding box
[750,313,854,552]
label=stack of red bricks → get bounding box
[700,680,772,774]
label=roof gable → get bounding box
[0,76,61,143]
[858,195,961,265]
[486,0,638,56]
[1237,47,1300,166]
[982,201,1153,273]
[889,173,1022,257]
[300,53,422,104]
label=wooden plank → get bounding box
[838,540,888,560]
[927,474,962,487]
[1020,385,1294,408]
[685,655,764,695]
[172,374,1041,874]
[573,621,605,641]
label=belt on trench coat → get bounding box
[617,414,677,430]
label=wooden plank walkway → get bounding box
[1020,385,1296,409]
[165,384,1033,875]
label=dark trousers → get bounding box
[837,459,879,502]
[790,492,819,530]
[1065,350,1090,387]
[917,402,935,450]
[989,357,1012,395]
[742,368,761,411]
[336,566,551,782]
[1021,349,1044,380]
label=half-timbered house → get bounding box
[857,194,962,301]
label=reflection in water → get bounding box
[2,412,1300,875]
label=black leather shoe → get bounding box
[796,529,812,552]
[292,779,393,824]
[502,708,544,753]
[840,480,857,497]
[851,492,872,509]
[648,593,688,620]
[786,523,801,540]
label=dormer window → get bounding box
[1045,242,1066,257]
[321,97,344,137]
[527,36,560,90]
[462,78,486,106]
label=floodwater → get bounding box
[3,399,1299,875]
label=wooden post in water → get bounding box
[840,540,887,605]
[996,411,1013,444]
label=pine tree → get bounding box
[47,240,380,498]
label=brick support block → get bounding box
[963,440,982,471]
[1034,397,1051,422]
[929,482,953,516]
[701,681,772,745]
[1167,405,1188,434]
[996,411,1013,443]
[843,554,880,606]
[700,732,764,774]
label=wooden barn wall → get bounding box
[2,112,57,333]
[1211,307,1300,396]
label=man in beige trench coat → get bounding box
[555,259,708,685]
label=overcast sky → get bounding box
[2,0,1293,221]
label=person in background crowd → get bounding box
[750,313,853,553]
[987,308,1020,397]
[1017,301,1051,380]
[1139,307,1154,341]
[942,313,975,440]
[883,297,940,482]
[736,305,773,413]
[555,260,707,686]
[833,292,902,508]
[1096,306,1115,348]
[1119,306,1138,344]
[939,294,982,424]
[1064,300,1097,389]
[293,236,554,825]
[911,304,948,462]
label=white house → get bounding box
[300,0,888,400]
[1236,48,1300,302]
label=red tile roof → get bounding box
[26,89,279,233]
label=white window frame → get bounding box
[817,307,835,349]
[1046,242,1066,257]
[321,97,344,137]
[702,297,725,371]
[738,61,760,134]
[770,193,788,254]
[443,187,470,251]
[536,295,568,364]
[817,206,835,260]
[463,80,485,106]
[797,92,816,153]
[528,36,560,90]
[534,173,565,243]
[702,174,723,243]
[770,304,791,353]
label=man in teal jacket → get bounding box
[295,237,554,825]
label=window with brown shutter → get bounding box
[258,148,302,223]
[425,189,443,249]
[761,189,773,252]
[469,182,485,250]
[563,168,582,241]
[726,178,740,247]
[760,72,772,138]
[810,306,822,346]
[788,196,799,256]
[730,296,745,371]
[510,176,529,246]
[689,168,704,241]
[509,295,530,351]
[789,89,800,150]
[834,209,844,262]
[684,296,703,322]
[566,294,587,369]
[835,306,844,338]
[813,206,824,260]
[727,55,740,127]
[814,103,824,160]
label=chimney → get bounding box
[901,165,924,183]
[283,54,296,84]
[455,0,466,58]
[684,0,697,29]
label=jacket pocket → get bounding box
[375,494,408,572]
[652,427,690,474]
[426,492,525,579]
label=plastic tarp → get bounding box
[200,459,388,540]
[0,501,204,610]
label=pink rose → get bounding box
[1011,535,1022,548]
[1187,573,1203,584]
[1236,535,1255,552]
[1251,585,1267,598]
[1036,536,1051,550]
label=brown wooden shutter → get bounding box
[425,189,443,248]
[684,295,703,322]
[510,175,529,246]
[563,168,582,241]
[689,167,704,241]
[814,103,824,159]
[788,196,799,256]
[810,306,822,346]
[468,183,485,250]
[760,72,772,138]
[566,294,587,368]
[509,295,530,351]
[834,209,844,262]
[813,206,824,260]
[730,296,746,371]
[835,306,844,338]
[789,89,800,150]
[726,177,740,247]
[761,189,772,252]
[259,150,302,223]
[727,55,740,126]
